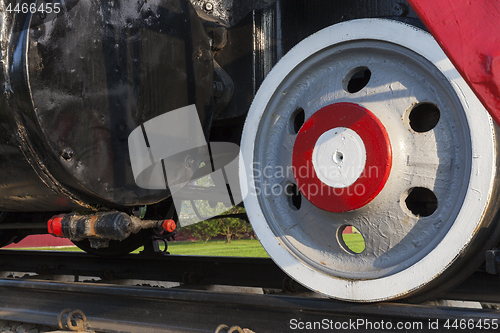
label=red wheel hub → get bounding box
[292,102,392,212]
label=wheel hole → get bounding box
[286,183,302,210]
[409,103,440,132]
[344,67,371,93]
[405,187,438,217]
[338,225,365,254]
[291,107,305,134]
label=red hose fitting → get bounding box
[162,219,177,233]
[47,214,65,238]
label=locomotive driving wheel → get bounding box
[240,19,500,302]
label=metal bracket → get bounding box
[215,324,256,333]
[57,308,94,333]
[189,0,278,26]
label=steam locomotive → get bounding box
[1,0,499,303]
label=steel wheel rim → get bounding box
[240,19,497,302]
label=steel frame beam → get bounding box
[0,250,290,290]
[1,250,500,303]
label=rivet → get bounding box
[204,2,213,11]
[392,3,409,17]
[61,148,74,160]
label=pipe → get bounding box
[47,212,176,242]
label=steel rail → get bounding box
[0,278,499,333]
[1,250,500,303]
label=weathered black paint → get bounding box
[0,0,213,211]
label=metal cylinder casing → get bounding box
[0,0,213,211]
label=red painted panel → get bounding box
[4,235,74,249]
[407,0,500,125]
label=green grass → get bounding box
[11,235,366,257]
[342,233,366,253]
[9,239,270,257]
[166,239,269,257]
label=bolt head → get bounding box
[61,148,74,160]
[204,2,213,11]
[392,3,409,17]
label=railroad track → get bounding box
[1,278,500,333]
[0,250,500,332]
